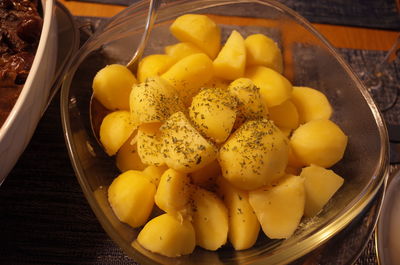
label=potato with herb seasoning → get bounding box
[191,187,229,251]
[160,111,218,173]
[130,76,183,126]
[136,123,165,166]
[219,119,289,190]
[217,177,260,250]
[100,110,136,156]
[137,213,196,257]
[189,88,237,143]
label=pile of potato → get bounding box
[92,14,348,257]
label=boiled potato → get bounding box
[136,123,164,166]
[100,110,136,156]
[170,14,221,59]
[142,165,168,187]
[137,213,195,257]
[249,174,305,239]
[191,187,228,251]
[301,165,344,217]
[245,66,292,107]
[162,53,214,106]
[290,119,348,168]
[217,177,260,251]
[213,30,246,80]
[189,88,237,143]
[202,76,230,89]
[130,76,183,125]
[92,64,137,110]
[291,86,333,123]
[219,119,289,190]
[108,170,156,228]
[245,33,283,73]
[116,132,147,172]
[137,54,175,82]
[268,100,299,129]
[154,168,191,214]
[160,112,218,173]
[228,77,268,120]
[165,42,204,62]
[190,159,221,191]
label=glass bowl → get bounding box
[60,0,389,264]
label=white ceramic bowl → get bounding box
[0,0,58,184]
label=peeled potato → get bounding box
[290,119,348,168]
[137,54,175,82]
[189,88,237,143]
[100,110,136,156]
[245,66,292,107]
[136,123,164,166]
[165,42,204,62]
[170,14,221,59]
[190,159,221,191]
[213,30,246,80]
[301,165,344,217]
[217,177,260,251]
[191,187,228,251]
[245,33,283,73]
[108,170,155,228]
[160,112,218,173]
[291,86,333,123]
[142,165,168,187]
[228,77,268,120]
[219,119,289,190]
[162,53,214,106]
[137,213,195,257]
[202,76,230,89]
[116,131,147,172]
[268,100,299,129]
[249,174,305,239]
[130,76,183,126]
[154,168,191,214]
[92,64,137,110]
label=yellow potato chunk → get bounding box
[190,159,221,191]
[217,177,260,250]
[130,76,183,125]
[165,42,204,63]
[92,64,137,110]
[301,165,344,217]
[137,54,175,82]
[245,66,293,107]
[162,53,214,106]
[108,170,155,228]
[189,88,237,143]
[100,110,136,156]
[136,123,164,166]
[290,119,348,168]
[202,76,230,89]
[116,132,147,172]
[245,33,283,73]
[219,119,289,190]
[170,14,221,59]
[228,77,268,120]
[191,187,228,251]
[213,30,246,80]
[155,168,191,214]
[291,86,333,123]
[249,174,305,239]
[268,100,299,129]
[160,112,218,173]
[137,213,195,257]
[142,165,168,187]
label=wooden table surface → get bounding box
[59,0,399,52]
